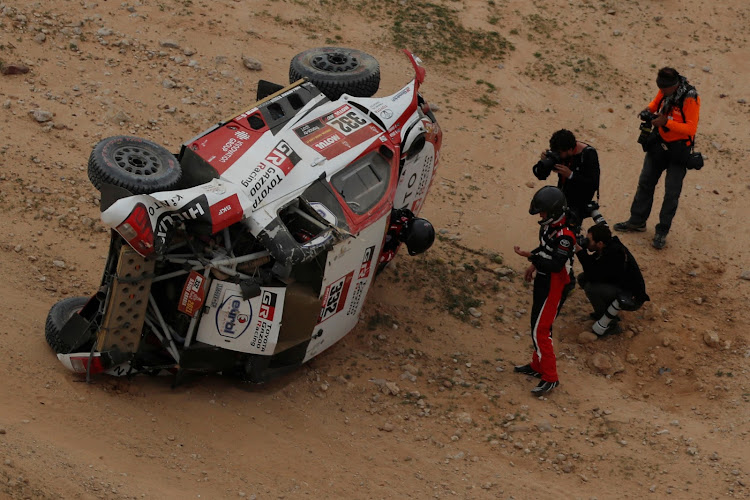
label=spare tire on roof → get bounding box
[289,47,380,101]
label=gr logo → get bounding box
[235,130,250,141]
[258,290,278,322]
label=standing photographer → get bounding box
[613,67,701,249]
[532,129,600,230]
[575,224,650,337]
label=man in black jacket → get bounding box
[575,224,650,337]
[533,129,600,230]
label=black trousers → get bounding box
[628,149,687,236]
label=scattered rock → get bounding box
[160,39,181,49]
[108,110,132,124]
[587,353,624,375]
[703,330,720,348]
[1,63,30,75]
[577,331,598,344]
[31,109,54,123]
[740,270,750,280]
[455,412,472,425]
[242,56,263,71]
[383,381,400,395]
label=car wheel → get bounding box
[45,297,93,355]
[289,47,380,100]
[88,135,182,194]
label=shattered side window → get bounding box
[330,152,391,215]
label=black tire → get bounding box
[88,135,182,194]
[45,297,92,354]
[289,47,380,101]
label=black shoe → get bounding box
[588,312,598,320]
[513,364,542,378]
[531,380,559,395]
[613,220,646,232]
[652,233,667,249]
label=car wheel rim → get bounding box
[311,53,359,73]
[113,146,164,177]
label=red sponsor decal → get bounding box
[189,124,257,174]
[318,272,354,323]
[209,194,243,233]
[178,271,207,317]
[264,140,300,175]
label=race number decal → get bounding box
[328,110,368,136]
[318,272,354,323]
[296,105,382,160]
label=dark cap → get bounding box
[656,67,680,89]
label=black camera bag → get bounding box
[686,151,704,170]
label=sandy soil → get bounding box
[0,0,748,498]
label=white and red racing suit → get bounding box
[526,217,576,383]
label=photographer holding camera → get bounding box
[613,67,701,250]
[575,224,650,337]
[533,129,601,231]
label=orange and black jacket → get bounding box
[648,90,700,145]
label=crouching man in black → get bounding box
[575,224,650,337]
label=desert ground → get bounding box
[0,0,748,498]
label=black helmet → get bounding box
[403,217,435,256]
[529,186,567,225]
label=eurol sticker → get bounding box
[216,294,252,339]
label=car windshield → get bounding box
[330,151,391,215]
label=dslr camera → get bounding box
[586,200,607,227]
[576,201,607,248]
[637,110,659,146]
[534,150,563,178]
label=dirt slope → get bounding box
[0,0,748,499]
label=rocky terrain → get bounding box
[0,0,748,498]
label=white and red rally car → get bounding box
[45,48,442,382]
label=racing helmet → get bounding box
[403,217,435,256]
[529,186,567,225]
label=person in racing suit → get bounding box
[513,186,576,395]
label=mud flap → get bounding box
[57,295,101,353]
[179,343,238,373]
[57,314,95,353]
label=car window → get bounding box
[330,151,391,215]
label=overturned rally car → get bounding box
[45,48,442,383]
